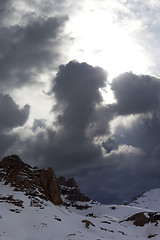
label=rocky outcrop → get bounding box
[57,176,90,209]
[0,155,62,206]
[40,168,63,205]
[57,176,90,203]
[0,155,91,208]
[82,219,95,228]
[125,212,160,226]
[1,155,24,166]
[66,178,78,188]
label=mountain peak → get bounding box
[0,155,62,205]
[0,155,90,208]
[1,154,25,167]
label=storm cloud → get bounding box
[0,0,12,25]
[111,72,160,115]
[17,65,160,204]
[0,93,30,159]
[97,72,160,203]
[20,61,110,171]
[0,0,160,206]
[0,93,30,132]
[52,61,108,136]
[0,16,67,90]
[1,0,160,205]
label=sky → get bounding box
[1,0,160,204]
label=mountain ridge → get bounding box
[0,154,90,208]
[1,155,160,240]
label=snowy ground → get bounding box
[1,181,160,240]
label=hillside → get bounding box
[0,155,160,240]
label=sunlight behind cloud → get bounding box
[66,1,150,80]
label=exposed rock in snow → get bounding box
[0,155,62,205]
[125,212,160,226]
[1,155,160,240]
[57,176,90,209]
[40,168,62,205]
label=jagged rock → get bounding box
[66,178,78,188]
[148,234,158,238]
[57,176,90,209]
[57,176,90,202]
[0,155,62,206]
[40,168,63,205]
[0,155,91,207]
[82,219,95,228]
[126,212,160,226]
[57,176,67,186]
[2,155,24,167]
[126,212,149,226]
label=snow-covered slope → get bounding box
[128,188,160,211]
[1,155,160,240]
[1,181,160,240]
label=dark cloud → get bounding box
[52,61,108,134]
[50,61,110,170]
[20,61,109,171]
[0,93,30,160]
[96,72,160,203]
[112,114,160,159]
[111,72,160,115]
[84,71,160,203]
[70,144,147,204]
[0,0,159,205]
[0,132,19,160]
[0,0,12,25]
[102,138,117,154]
[0,16,67,90]
[99,114,160,203]
[32,119,46,132]
[0,93,30,132]
[6,65,160,205]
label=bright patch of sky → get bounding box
[65,0,151,80]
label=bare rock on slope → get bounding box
[126,212,160,226]
[40,168,63,205]
[57,176,90,209]
[0,155,62,205]
[57,176,90,203]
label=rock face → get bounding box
[126,212,160,226]
[57,176,90,202]
[1,155,24,167]
[0,155,91,207]
[57,176,90,209]
[0,155,62,205]
[40,168,63,205]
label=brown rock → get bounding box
[66,178,78,188]
[40,168,63,205]
[0,155,66,206]
[82,219,95,228]
[2,155,24,167]
[57,176,67,186]
[57,176,90,207]
[126,212,149,226]
[125,212,160,227]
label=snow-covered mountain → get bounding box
[0,155,160,240]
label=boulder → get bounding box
[126,212,160,226]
